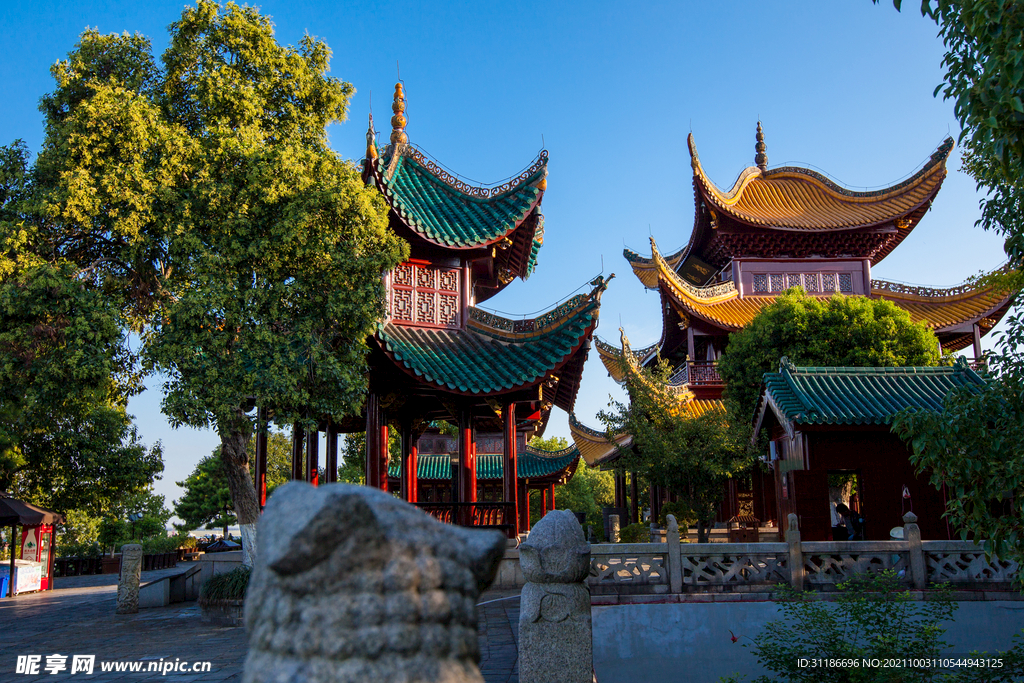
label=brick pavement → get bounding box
[1,564,522,683]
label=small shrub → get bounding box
[199,566,251,604]
[659,501,696,529]
[618,522,650,543]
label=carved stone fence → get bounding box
[588,513,1019,595]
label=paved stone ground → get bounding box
[1,564,522,683]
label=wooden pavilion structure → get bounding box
[573,124,1016,526]
[255,84,604,537]
[751,358,985,540]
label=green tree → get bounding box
[0,140,162,515]
[174,455,233,538]
[552,461,614,541]
[174,431,291,535]
[893,349,1024,574]
[875,1,1024,262]
[31,3,407,563]
[718,289,942,420]
[600,360,753,542]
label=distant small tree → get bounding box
[718,289,942,420]
[541,434,614,541]
[174,432,290,536]
[600,360,753,542]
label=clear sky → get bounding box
[1,1,1008,519]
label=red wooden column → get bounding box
[401,421,418,503]
[325,421,338,484]
[613,471,625,509]
[255,407,268,509]
[548,483,556,512]
[973,323,983,361]
[518,480,530,532]
[502,401,519,537]
[306,426,319,486]
[290,422,304,481]
[365,393,382,489]
[457,405,476,508]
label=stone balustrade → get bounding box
[588,513,1019,596]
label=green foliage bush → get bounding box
[618,523,649,543]
[199,565,251,604]
[729,571,956,682]
[658,501,696,530]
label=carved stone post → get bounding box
[518,510,592,683]
[116,544,143,614]
[609,514,620,543]
[786,513,804,591]
[666,515,683,593]
[904,511,926,589]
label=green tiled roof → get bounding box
[375,147,546,248]
[377,294,599,398]
[761,357,985,426]
[387,445,580,481]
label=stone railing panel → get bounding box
[589,543,668,591]
[801,541,909,585]
[678,543,788,588]
[923,542,1020,583]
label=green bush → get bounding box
[618,522,650,543]
[57,541,101,558]
[199,566,251,604]
[658,501,697,530]
[731,571,955,682]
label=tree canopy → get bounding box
[27,2,408,562]
[600,359,752,542]
[718,289,942,420]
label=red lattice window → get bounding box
[390,262,461,328]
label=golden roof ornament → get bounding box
[390,82,408,147]
[755,121,768,173]
[366,113,378,160]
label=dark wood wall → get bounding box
[779,428,951,542]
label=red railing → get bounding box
[414,502,516,536]
[686,360,723,386]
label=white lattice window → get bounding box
[787,274,802,289]
[838,273,853,292]
[822,273,837,292]
[753,274,768,293]
[390,262,461,328]
[803,273,820,292]
[769,274,785,292]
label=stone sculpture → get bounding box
[518,510,593,683]
[116,543,143,615]
[243,482,506,683]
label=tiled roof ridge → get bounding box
[468,274,612,342]
[649,238,738,303]
[522,443,579,459]
[380,144,549,201]
[687,134,953,205]
[871,263,1014,301]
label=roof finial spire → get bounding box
[755,121,768,173]
[390,82,408,147]
[366,113,378,160]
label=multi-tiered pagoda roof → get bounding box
[576,124,1015,463]
[352,84,611,534]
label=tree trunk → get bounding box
[218,407,260,566]
[697,519,711,544]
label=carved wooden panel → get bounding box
[389,262,461,328]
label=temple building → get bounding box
[572,124,1015,530]
[255,83,607,537]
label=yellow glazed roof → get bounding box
[687,134,952,231]
[640,239,1014,336]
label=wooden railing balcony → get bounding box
[671,360,724,387]
[414,502,516,537]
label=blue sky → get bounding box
[1,1,1007,517]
